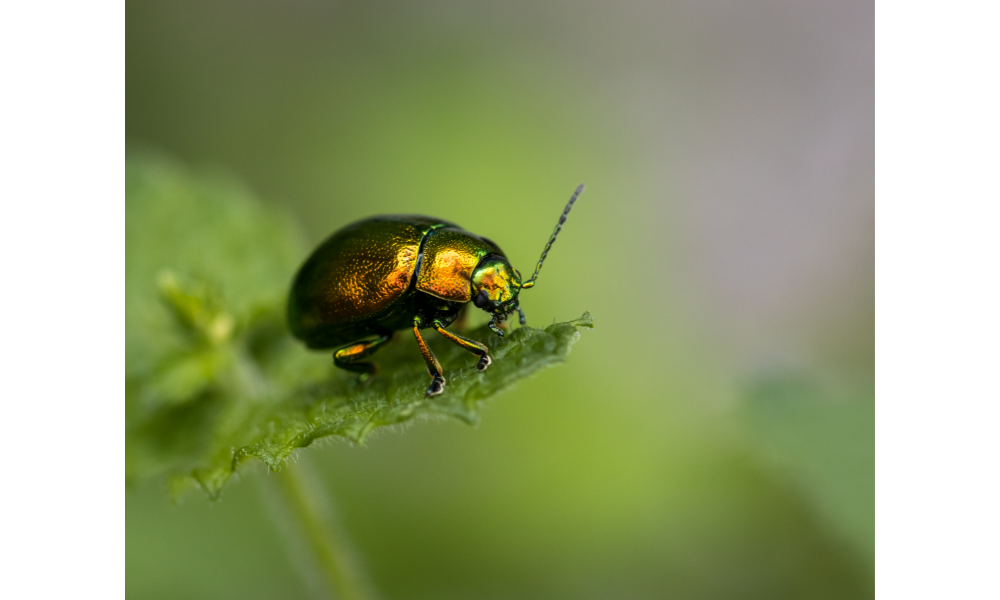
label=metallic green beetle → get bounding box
[288,184,584,397]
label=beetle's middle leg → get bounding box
[412,318,446,397]
[333,332,393,382]
[433,321,491,371]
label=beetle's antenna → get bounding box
[520,184,584,289]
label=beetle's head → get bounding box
[471,255,522,336]
[471,184,585,337]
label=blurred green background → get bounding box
[126,1,873,599]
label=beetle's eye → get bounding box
[474,289,490,309]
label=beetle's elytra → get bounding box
[288,185,584,397]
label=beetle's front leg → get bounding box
[433,321,491,371]
[412,317,446,397]
[488,315,504,337]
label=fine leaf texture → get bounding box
[125,152,593,499]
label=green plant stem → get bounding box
[269,457,377,600]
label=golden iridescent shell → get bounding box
[288,215,503,349]
[288,216,449,347]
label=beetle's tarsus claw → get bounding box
[477,354,491,371]
[426,375,446,397]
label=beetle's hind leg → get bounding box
[333,332,393,383]
[433,321,491,371]
[412,318,447,397]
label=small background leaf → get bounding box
[741,374,875,567]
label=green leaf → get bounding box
[125,151,592,500]
[740,374,874,569]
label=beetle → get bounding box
[287,184,584,397]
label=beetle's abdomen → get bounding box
[288,217,447,347]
